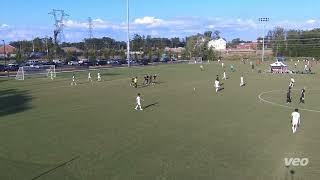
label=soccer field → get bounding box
[1,61,320,179]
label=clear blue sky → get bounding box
[1,0,320,42]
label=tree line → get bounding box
[8,31,225,62]
[263,27,320,57]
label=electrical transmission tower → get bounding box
[49,9,69,45]
[88,17,94,39]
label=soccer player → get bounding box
[130,77,135,87]
[146,75,149,85]
[135,93,143,111]
[221,62,225,68]
[71,73,77,86]
[214,79,220,93]
[294,63,297,69]
[88,72,92,82]
[134,77,138,88]
[250,61,254,70]
[240,75,245,87]
[304,64,308,71]
[200,65,204,71]
[289,77,295,88]
[222,71,227,80]
[230,65,234,72]
[291,108,301,134]
[153,74,157,84]
[143,75,148,85]
[149,75,152,85]
[97,73,101,82]
[299,88,306,104]
[216,75,219,81]
[50,70,54,80]
[286,89,292,104]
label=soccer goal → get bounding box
[15,67,25,80]
[46,65,56,78]
[15,65,56,80]
[188,57,203,64]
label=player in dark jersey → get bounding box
[286,89,292,104]
[299,88,305,104]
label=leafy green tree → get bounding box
[204,31,213,39]
[15,51,25,64]
[212,30,221,40]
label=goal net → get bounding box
[189,57,203,64]
[46,65,56,78]
[15,65,56,80]
[15,67,25,80]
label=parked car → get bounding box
[160,57,170,63]
[6,64,19,71]
[96,60,108,66]
[68,61,79,65]
[81,61,95,66]
[111,60,122,66]
[42,61,56,66]
[0,65,5,72]
[151,57,159,62]
[138,58,149,65]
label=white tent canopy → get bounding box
[270,61,287,67]
[270,61,288,73]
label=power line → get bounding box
[48,9,69,45]
[261,37,320,42]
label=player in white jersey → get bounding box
[221,62,225,68]
[50,70,54,80]
[200,65,204,71]
[88,72,92,82]
[135,93,143,111]
[222,71,227,80]
[71,73,77,86]
[240,75,245,87]
[97,72,101,81]
[291,108,301,133]
[289,77,295,88]
[214,79,220,93]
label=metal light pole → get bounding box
[45,37,49,58]
[126,0,130,67]
[2,40,6,66]
[258,17,269,62]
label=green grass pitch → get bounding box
[1,61,320,179]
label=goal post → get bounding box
[15,65,57,80]
[46,65,56,78]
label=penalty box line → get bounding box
[258,89,320,113]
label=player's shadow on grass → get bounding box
[143,102,159,109]
[0,89,33,117]
[138,82,164,88]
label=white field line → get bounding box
[258,89,320,113]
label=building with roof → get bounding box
[207,38,227,50]
[0,44,17,58]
